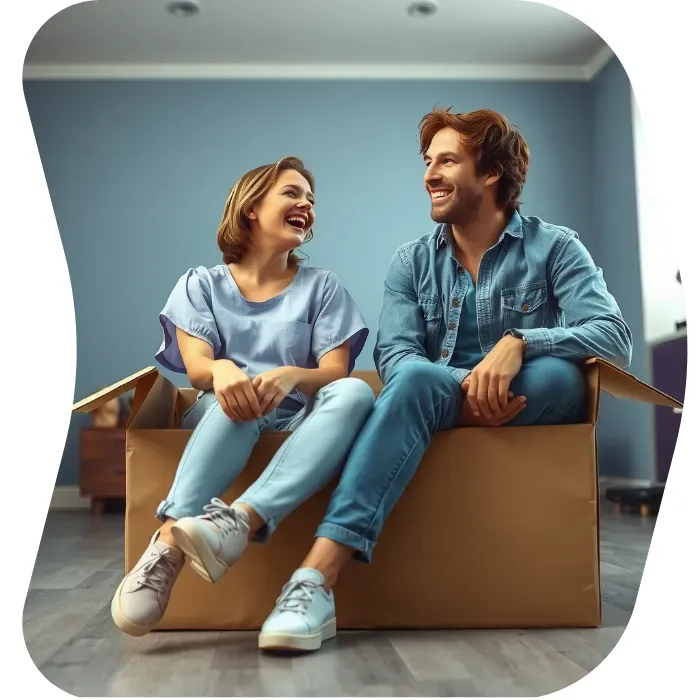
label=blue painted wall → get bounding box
[24,77,611,486]
[591,57,653,480]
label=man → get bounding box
[198,108,633,652]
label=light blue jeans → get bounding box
[157,377,375,541]
[315,357,587,562]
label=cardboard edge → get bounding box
[586,357,683,408]
[72,367,159,414]
[592,428,602,626]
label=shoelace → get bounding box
[202,498,249,537]
[275,579,319,615]
[138,549,179,594]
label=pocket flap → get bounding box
[501,282,547,314]
[418,294,442,320]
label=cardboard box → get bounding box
[72,359,682,630]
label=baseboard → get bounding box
[50,486,91,511]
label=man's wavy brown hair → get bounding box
[419,107,529,212]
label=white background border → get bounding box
[5,0,697,697]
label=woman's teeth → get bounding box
[286,216,306,229]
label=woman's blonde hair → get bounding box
[217,156,315,265]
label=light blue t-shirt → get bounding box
[155,263,369,407]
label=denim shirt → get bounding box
[373,210,633,386]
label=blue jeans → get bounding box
[315,357,587,562]
[157,377,375,542]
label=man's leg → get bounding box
[506,356,587,426]
[300,357,586,586]
[306,362,463,577]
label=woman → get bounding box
[111,157,374,647]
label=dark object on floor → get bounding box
[605,485,664,517]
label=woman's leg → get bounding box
[173,378,376,586]
[237,377,376,541]
[112,391,269,636]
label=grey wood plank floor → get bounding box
[24,501,652,697]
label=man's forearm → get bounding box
[511,320,632,368]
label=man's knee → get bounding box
[527,357,585,394]
[515,357,587,422]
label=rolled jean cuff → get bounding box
[155,500,193,522]
[315,522,375,564]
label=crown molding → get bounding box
[22,61,598,81]
[583,43,614,80]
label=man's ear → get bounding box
[484,164,503,188]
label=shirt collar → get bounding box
[435,209,523,249]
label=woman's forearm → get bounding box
[185,355,218,392]
[290,366,347,396]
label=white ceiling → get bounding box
[24,0,611,80]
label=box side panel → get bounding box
[126,425,600,630]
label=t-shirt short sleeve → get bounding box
[311,271,369,373]
[155,267,222,373]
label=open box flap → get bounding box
[72,367,159,414]
[588,358,683,408]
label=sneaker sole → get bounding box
[170,522,228,584]
[110,578,161,637]
[258,618,337,652]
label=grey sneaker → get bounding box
[171,498,250,584]
[111,531,184,636]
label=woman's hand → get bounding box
[211,359,262,422]
[252,367,301,415]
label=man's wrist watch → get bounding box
[505,329,527,354]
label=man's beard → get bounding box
[430,188,481,225]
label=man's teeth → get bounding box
[432,190,451,200]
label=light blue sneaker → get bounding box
[258,568,336,652]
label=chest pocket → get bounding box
[418,294,442,356]
[501,280,548,330]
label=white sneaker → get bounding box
[111,531,184,636]
[258,568,337,652]
[171,498,250,584]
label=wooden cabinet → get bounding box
[79,428,126,514]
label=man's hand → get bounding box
[464,335,526,420]
[459,386,526,426]
[211,360,262,422]
[252,367,301,416]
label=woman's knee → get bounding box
[323,376,376,415]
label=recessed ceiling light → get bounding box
[407,1,440,17]
[167,0,201,18]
